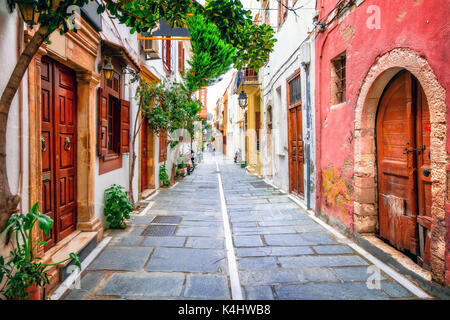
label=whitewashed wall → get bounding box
[260,0,316,208]
[94,15,140,224]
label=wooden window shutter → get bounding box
[97,88,108,157]
[178,41,184,73]
[120,99,130,153]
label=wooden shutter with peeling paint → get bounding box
[97,88,108,157]
[120,99,130,153]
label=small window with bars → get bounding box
[331,53,346,105]
[288,75,301,106]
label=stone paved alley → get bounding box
[63,153,429,300]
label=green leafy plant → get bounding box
[159,165,171,187]
[170,140,179,149]
[103,185,135,229]
[0,202,81,300]
[177,160,187,169]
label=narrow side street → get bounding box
[64,153,428,300]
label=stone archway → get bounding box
[353,48,447,283]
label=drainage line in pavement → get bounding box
[216,161,244,300]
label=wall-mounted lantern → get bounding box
[8,0,40,27]
[100,57,115,81]
[238,90,248,109]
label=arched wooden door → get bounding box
[376,71,432,267]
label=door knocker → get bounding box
[64,137,71,151]
[41,136,46,152]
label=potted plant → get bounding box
[0,203,81,300]
[104,184,135,229]
[159,164,171,187]
[177,160,187,177]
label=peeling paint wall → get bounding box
[315,0,450,284]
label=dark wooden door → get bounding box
[288,105,304,197]
[41,57,77,249]
[141,121,148,192]
[376,71,431,265]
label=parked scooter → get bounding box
[234,148,242,164]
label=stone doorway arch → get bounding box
[353,48,447,283]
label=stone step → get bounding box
[51,232,97,281]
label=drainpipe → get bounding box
[303,63,312,209]
[17,17,24,213]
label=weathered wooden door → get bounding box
[376,71,431,266]
[41,57,77,249]
[287,71,304,197]
[288,106,304,196]
[141,121,148,192]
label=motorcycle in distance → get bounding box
[187,149,195,175]
[234,148,242,164]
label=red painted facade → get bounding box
[315,0,449,285]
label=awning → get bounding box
[101,39,141,72]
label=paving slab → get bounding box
[97,273,185,297]
[142,236,186,247]
[275,283,388,300]
[332,266,387,282]
[88,247,153,271]
[146,247,226,273]
[185,237,225,249]
[184,275,230,299]
[264,233,337,246]
[243,286,275,300]
[233,235,264,247]
[278,255,369,268]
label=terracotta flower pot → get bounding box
[26,284,42,300]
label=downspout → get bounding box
[17,19,24,213]
[303,63,311,209]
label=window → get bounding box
[162,38,171,72]
[331,53,346,105]
[288,74,301,106]
[278,0,288,27]
[159,131,168,162]
[98,63,130,174]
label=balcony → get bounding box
[236,67,260,94]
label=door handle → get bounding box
[41,136,46,152]
[64,137,71,151]
[423,168,431,177]
[403,146,425,154]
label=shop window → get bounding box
[331,52,347,105]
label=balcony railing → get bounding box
[236,67,259,90]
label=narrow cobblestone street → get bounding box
[64,153,424,300]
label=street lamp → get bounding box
[102,57,115,81]
[8,0,40,27]
[238,90,248,109]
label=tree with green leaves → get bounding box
[0,0,275,230]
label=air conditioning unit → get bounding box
[142,39,159,60]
